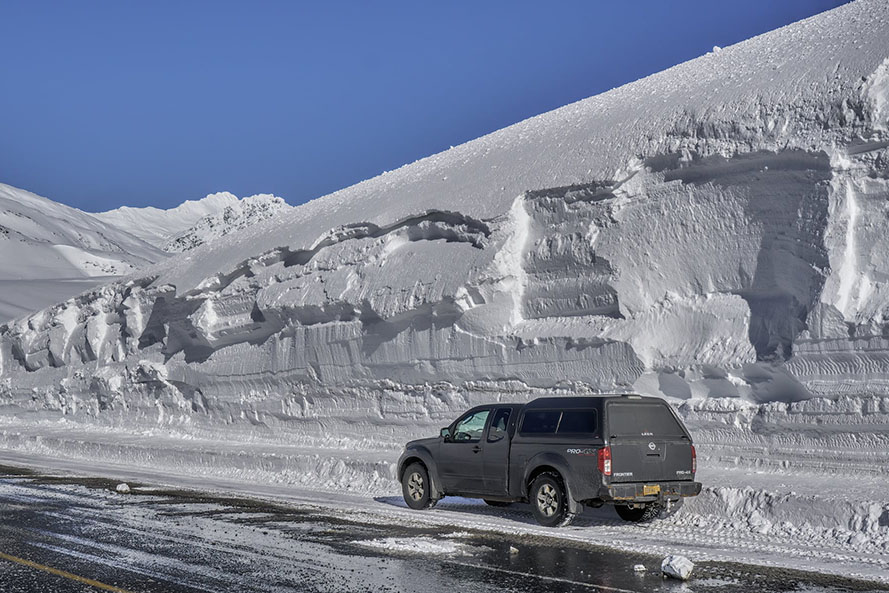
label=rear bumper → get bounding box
[601,481,702,502]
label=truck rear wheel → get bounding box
[615,503,661,523]
[530,472,575,527]
[402,463,437,510]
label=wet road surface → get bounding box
[0,466,884,593]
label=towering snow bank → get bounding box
[95,192,240,248]
[1,0,889,496]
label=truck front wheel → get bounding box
[402,463,437,510]
[530,472,575,527]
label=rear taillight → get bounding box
[691,445,697,474]
[597,446,612,476]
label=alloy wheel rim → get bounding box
[537,483,559,517]
[407,472,424,501]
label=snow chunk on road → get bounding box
[355,536,471,556]
[662,555,694,580]
[115,483,131,494]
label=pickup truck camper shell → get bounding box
[397,394,701,526]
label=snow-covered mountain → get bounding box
[0,188,287,323]
[163,194,291,252]
[0,183,165,321]
[94,192,240,248]
[2,1,889,578]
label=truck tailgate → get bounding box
[609,438,693,482]
[606,400,695,483]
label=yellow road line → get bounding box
[0,550,136,593]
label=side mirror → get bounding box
[440,427,451,440]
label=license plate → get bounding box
[643,484,660,496]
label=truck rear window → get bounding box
[520,409,598,435]
[607,402,685,437]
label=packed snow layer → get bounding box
[1,0,889,579]
[0,278,118,325]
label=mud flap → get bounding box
[565,481,584,516]
[428,473,443,501]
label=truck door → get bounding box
[482,407,513,494]
[438,409,490,493]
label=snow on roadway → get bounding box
[5,473,873,593]
[356,536,475,556]
[0,448,887,585]
[1,0,889,585]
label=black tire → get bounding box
[401,463,437,510]
[529,472,575,527]
[615,503,661,523]
[484,499,511,507]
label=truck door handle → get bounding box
[472,445,482,453]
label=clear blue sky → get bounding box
[0,1,849,212]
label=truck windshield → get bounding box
[607,402,685,437]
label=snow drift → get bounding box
[1,0,889,579]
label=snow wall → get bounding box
[1,1,889,498]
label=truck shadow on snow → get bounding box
[373,496,632,529]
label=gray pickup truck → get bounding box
[397,395,701,526]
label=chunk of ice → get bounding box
[661,555,694,580]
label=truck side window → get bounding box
[487,408,511,442]
[520,410,561,434]
[557,409,598,435]
[452,410,490,442]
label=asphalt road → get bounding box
[0,466,884,593]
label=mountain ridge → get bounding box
[94,191,242,248]
[0,184,289,322]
